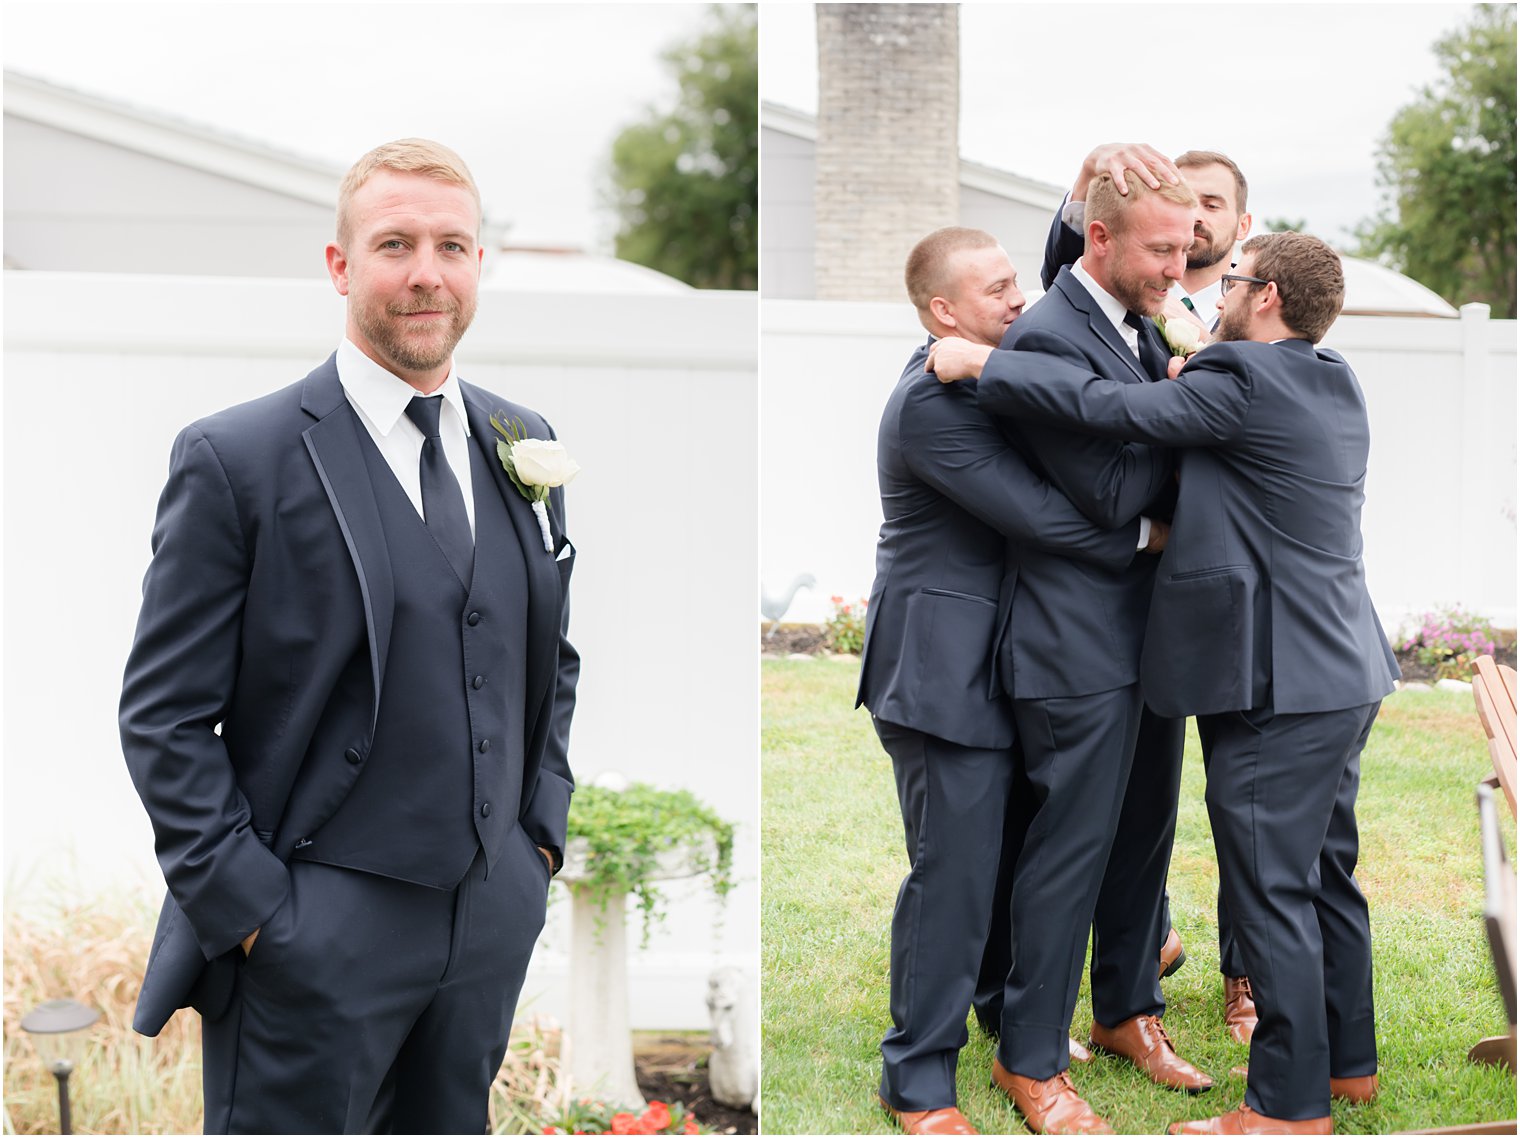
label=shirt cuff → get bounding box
[1137,516,1152,551]
[1061,195,1086,234]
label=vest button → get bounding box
[344,748,362,765]
[472,675,485,690]
[480,802,492,818]
[479,739,490,753]
[467,612,482,626]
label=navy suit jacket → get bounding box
[975,337,1399,717]
[856,340,1138,750]
[120,356,578,1035]
[982,269,1175,699]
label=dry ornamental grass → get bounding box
[3,898,567,1135]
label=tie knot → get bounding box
[1123,312,1148,332]
[405,396,443,440]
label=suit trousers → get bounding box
[997,685,1143,1079]
[975,707,1183,1034]
[876,718,1017,1111]
[1089,705,1185,1027]
[1197,703,1381,1121]
[202,830,551,1134]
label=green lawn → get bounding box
[761,659,1516,1135]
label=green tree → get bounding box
[607,4,757,290]
[1354,5,1516,318]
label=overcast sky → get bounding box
[4,2,715,251]
[761,2,1480,246]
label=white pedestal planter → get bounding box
[557,837,718,1111]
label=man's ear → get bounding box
[326,243,351,296]
[1236,212,1253,244]
[929,295,956,329]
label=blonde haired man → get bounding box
[122,139,578,1132]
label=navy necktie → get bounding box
[404,396,474,586]
[1123,312,1168,380]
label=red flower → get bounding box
[682,1118,699,1135]
[642,1102,672,1131]
[610,1114,639,1135]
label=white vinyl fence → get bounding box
[761,299,1518,634]
[3,271,759,1030]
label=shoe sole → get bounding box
[1160,945,1188,979]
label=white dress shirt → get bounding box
[1052,263,1156,552]
[336,338,476,538]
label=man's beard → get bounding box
[1186,225,1233,272]
[1109,262,1170,317]
[1214,301,1253,342]
[355,292,477,374]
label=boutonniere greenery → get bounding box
[1153,313,1204,358]
[490,412,580,552]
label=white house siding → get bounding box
[4,114,336,278]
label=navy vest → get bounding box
[294,434,529,888]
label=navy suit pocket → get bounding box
[900,588,1002,739]
[1144,565,1260,716]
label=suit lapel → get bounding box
[300,358,394,734]
[462,385,561,742]
[1053,270,1150,383]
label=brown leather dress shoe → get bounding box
[1160,927,1187,979]
[1089,1014,1214,1093]
[1167,1104,1331,1134]
[879,1096,979,1134]
[990,1060,1114,1134]
[1228,1068,1377,1105]
[1329,1073,1378,1104]
[1223,977,1257,1044]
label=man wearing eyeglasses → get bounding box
[933,232,1398,1134]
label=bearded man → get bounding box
[120,138,578,1133]
[928,169,1212,1134]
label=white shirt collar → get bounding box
[1182,278,1223,321]
[335,338,471,437]
[1070,258,1133,338]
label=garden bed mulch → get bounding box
[635,1035,756,1135]
[762,624,1517,684]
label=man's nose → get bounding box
[408,249,444,289]
[1164,248,1186,279]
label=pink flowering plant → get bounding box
[1398,605,1500,681]
[825,595,868,655]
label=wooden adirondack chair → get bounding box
[1472,654,1517,817]
[1469,780,1516,1073]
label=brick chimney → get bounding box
[813,4,960,301]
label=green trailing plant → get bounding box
[565,784,735,946]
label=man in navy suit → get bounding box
[935,232,1396,1134]
[120,139,578,1133]
[860,227,1159,1135]
[929,169,1215,1134]
[1030,145,1264,1046]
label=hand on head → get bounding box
[1076,143,1182,201]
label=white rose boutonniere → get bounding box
[489,412,581,552]
[1153,314,1204,358]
